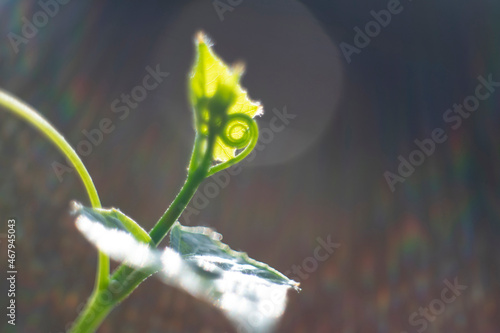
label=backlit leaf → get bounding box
[170,222,300,332]
[189,32,262,162]
[71,201,151,244]
[73,204,298,333]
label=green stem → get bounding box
[67,290,114,333]
[0,90,101,208]
[69,267,153,333]
[148,172,205,244]
[0,90,110,296]
[150,132,214,245]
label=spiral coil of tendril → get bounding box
[219,114,254,149]
[206,113,259,176]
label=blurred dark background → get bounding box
[1,0,499,332]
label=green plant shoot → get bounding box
[1,31,298,333]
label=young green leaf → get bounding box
[170,222,300,332]
[170,222,299,290]
[73,202,162,274]
[189,32,263,163]
[73,206,299,333]
[71,202,151,244]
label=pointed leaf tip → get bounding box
[189,32,263,163]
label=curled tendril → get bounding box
[207,113,259,177]
[219,114,253,149]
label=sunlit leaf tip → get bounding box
[189,31,263,163]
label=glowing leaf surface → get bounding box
[73,204,299,333]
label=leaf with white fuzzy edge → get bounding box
[71,201,157,271]
[73,204,299,333]
[169,221,300,333]
[71,201,151,244]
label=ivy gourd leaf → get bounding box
[73,204,299,333]
[189,32,263,162]
[169,222,300,332]
[71,201,151,244]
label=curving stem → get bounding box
[0,90,110,291]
